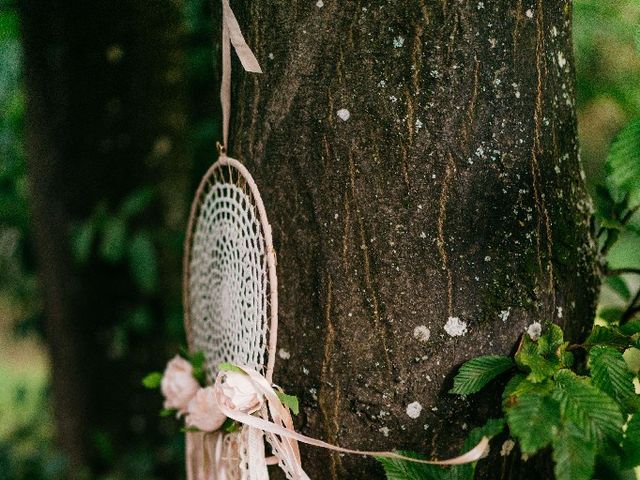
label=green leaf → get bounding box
[584,325,631,350]
[100,216,127,263]
[598,307,627,324]
[552,369,624,442]
[120,187,154,219]
[276,391,300,415]
[128,231,158,294]
[515,335,558,383]
[450,355,513,395]
[537,324,565,357]
[589,346,638,412]
[622,413,640,469]
[160,408,175,417]
[218,363,246,374]
[446,418,505,480]
[606,275,632,301]
[142,372,163,389]
[552,423,596,480]
[619,320,640,336]
[506,393,561,454]
[72,220,96,264]
[606,117,640,208]
[377,451,448,480]
[222,418,240,433]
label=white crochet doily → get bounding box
[183,156,277,383]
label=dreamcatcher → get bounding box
[169,1,489,478]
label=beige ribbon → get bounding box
[214,367,490,480]
[220,0,262,153]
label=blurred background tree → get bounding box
[0,0,638,479]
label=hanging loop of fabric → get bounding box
[220,0,262,152]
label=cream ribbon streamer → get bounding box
[214,367,490,480]
[220,0,262,153]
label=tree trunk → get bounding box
[230,0,598,478]
[19,1,188,476]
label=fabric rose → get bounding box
[161,355,200,414]
[218,372,264,414]
[185,387,227,432]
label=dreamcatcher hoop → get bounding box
[182,155,278,384]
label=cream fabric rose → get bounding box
[219,372,264,414]
[185,387,227,432]
[161,355,200,414]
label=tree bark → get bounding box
[19,1,188,475]
[230,0,598,478]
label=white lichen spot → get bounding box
[268,52,274,60]
[484,255,491,262]
[557,51,567,68]
[557,306,563,318]
[419,231,427,239]
[525,9,534,18]
[477,1,485,9]
[379,426,390,437]
[554,165,561,174]
[413,325,431,343]
[393,36,405,48]
[316,0,324,7]
[336,108,350,121]
[415,119,423,130]
[499,308,511,322]
[378,80,386,88]
[406,401,423,419]
[278,348,291,360]
[500,439,516,456]
[389,95,398,103]
[489,38,497,48]
[302,366,310,375]
[551,26,558,37]
[526,321,542,340]
[444,317,468,337]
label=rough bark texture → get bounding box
[20,1,187,475]
[228,0,598,478]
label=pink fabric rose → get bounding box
[161,355,200,414]
[185,387,227,432]
[218,372,264,414]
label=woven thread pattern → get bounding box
[187,163,270,382]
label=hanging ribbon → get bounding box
[213,367,490,480]
[220,0,262,153]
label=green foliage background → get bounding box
[0,0,639,479]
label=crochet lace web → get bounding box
[184,157,275,383]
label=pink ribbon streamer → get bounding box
[214,367,490,479]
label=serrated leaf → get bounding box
[142,372,162,389]
[622,413,640,469]
[537,324,565,357]
[506,393,560,454]
[376,451,448,480]
[606,118,640,208]
[589,346,638,413]
[502,374,553,408]
[450,355,513,395]
[515,335,557,383]
[276,391,300,415]
[552,423,596,480]
[584,325,631,350]
[552,370,624,442]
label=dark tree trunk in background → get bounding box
[19,1,188,476]
[231,0,598,478]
